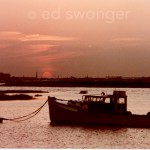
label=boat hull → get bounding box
[48,98,150,128]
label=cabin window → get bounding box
[93,98,97,102]
[105,98,110,103]
[117,98,125,104]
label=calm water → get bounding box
[0,87,150,148]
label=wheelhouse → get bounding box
[82,91,127,114]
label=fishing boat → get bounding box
[48,91,150,128]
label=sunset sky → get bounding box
[0,0,150,78]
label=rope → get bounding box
[2,100,48,122]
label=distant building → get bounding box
[0,72,11,81]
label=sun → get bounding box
[42,71,52,78]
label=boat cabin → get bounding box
[82,91,127,114]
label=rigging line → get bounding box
[3,100,48,121]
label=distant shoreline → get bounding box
[2,79,150,88]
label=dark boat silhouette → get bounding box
[48,91,150,128]
[79,90,88,94]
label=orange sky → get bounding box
[0,0,150,77]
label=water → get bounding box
[0,87,150,148]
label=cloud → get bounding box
[110,37,145,48]
[0,31,77,42]
[0,31,23,40]
[0,31,77,56]
[0,31,80,76]
[28,44,57,53]
[20,34,77,42]
[112,37,144,42]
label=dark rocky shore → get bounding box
[0,90,48,93]
[0,90,48,101]
[0,94,34,101]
